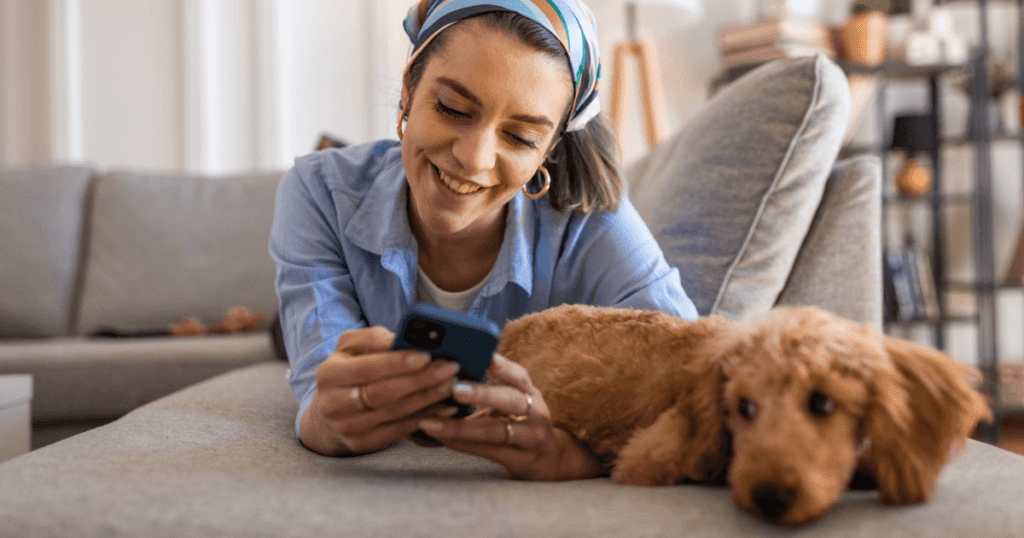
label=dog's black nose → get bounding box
[751,484,795,522]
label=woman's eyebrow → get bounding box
[436,77,554,128]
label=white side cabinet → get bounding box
[0,375,32,463]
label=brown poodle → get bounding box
[497,304,992,527]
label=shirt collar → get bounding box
[344,149,415,257]
[482,191,534,297]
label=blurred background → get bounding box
[2,0,1024,368]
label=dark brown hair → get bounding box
[402,11,622,214]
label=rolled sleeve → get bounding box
[555,199,698,321]
[270,163,367,436]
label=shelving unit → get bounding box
[863,0,1024,443]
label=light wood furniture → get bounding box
[0,375,32,463]
[609,37,669,152]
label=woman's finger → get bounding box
[418,416,544,449]
[345,376,457,431]
[451,381,544,418]
[336,405,459,454]
[486,353,533,392]
[317,349,432,388]
[334,325,396,355]
[359,360,459,411]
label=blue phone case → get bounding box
[391,303,499,383]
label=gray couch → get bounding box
[2,55,1021,536]
[0,166,283,446]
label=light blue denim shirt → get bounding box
[269,140,697,435]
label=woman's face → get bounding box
[401,18,573,240]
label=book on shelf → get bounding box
[718,17,836,69]
[720,42,835,68]
[884,244,940,322]
[718,17,833,54]
[886,249,919,321]
[882,253,900,323]
[1006,226,1024,284]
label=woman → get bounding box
[269,0,697,481]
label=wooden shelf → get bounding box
[882,192,974,205]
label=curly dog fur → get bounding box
[497,304,992,527]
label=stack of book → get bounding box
[884,243,941,323]
[718,17,837,69]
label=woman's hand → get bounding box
[416,354,602,481]
[299,326,461,456]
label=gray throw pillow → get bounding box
[627,54,851,319]
[75,171,285,335]
[0,166,96,338]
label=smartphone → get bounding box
[391,303,500,418]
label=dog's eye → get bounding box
[737,398,757,420]
[808,391,835,417]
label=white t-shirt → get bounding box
[417,265,492,313]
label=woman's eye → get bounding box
[508,133,537,149]
[435,100,537,149]
[435,101,468,119]
[808,391,835,417]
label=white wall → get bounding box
[0,0,52,166]
[2,0,1020,169]
[2,0,842,172]
[2,0,1023,362]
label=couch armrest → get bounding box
[775,155,883,329]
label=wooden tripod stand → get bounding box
[608,2,669,153]
[609,37,669,152]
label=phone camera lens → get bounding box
[428,330,439,340]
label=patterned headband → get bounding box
[403,0,601,132]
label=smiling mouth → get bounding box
[433,164,483,195]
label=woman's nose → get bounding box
[452,127,497,176]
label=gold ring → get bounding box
[350,386,365,411]
[510,394,533,422]
[358,385,376,411]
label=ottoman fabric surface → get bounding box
[0,362,1020,537]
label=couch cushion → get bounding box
[0,362,1021,537]
[0,166,96,338]
[75,170,284,335]
[0,333,275,422]
[627,54,851,319]
[776,155,883,329]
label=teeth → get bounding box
[436,166,481,195]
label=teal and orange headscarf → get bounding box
[403,0,601,132]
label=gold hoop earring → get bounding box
[396,112,407,141]
[523,166,551,200]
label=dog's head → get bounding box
[714,307,991,527]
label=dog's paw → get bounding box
[610,458,678,486]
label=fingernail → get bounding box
[407,353,431,368]
[453,381,475,395]
[420,419,444,432]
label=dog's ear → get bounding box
[611,316,736,485]
[861,334,993,504]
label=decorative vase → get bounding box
[840,11,888,66]
[895,155,931,196]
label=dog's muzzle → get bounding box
[750,484,796,523]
